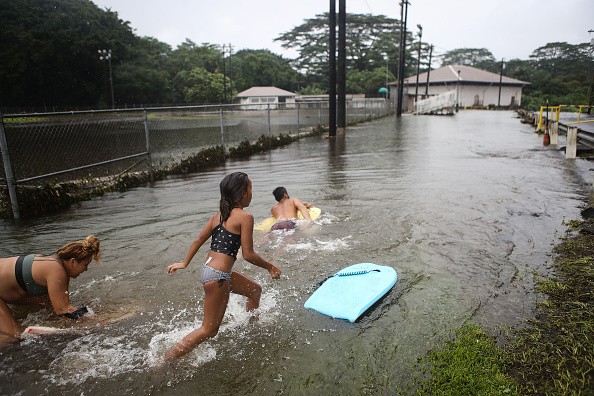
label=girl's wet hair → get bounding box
[56,235,101,262]
[219,172,249,222]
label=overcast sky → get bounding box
[90,0,593,61]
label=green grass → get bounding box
[505,231,594,395]
[415,324,518,396]
[414,220,594,395]
[2,116,47,123]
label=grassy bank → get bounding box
[506,218,594,394]
[415,218,594,395]
[415,324,517,395]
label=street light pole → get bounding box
[98,49,114,109]
[382,52,389,100]
[221,43,234,104]
[456,69,461,113]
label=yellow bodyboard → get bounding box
[254,207,321,232]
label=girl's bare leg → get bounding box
[164,281,230,362]
[0,299,20,347]
[230,271,262,312]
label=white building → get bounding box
[390,64,530,112]
[235,86,297,109]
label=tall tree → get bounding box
[0,0,139,109]
[529,42,593,78]
[182,67,230,104]
[440,48,496,69]
[275,13,408,85]
[232,50,300,92]
[167,41,223,103]
[115,37,174,106]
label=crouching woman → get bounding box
[0,235,101,346]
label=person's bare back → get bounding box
[270,187,312,224]
[271,198,301,220]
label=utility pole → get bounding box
[425,44,433,97]
[329,0,337,137]
[414,24,423,110]
[396,0,409,117]
[588,29,594,115]
[497,58,505,108]
[337,0,346,132]
[228,44,234,102]
[222,44,227,103]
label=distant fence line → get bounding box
[1,99,393,218]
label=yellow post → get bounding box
[537,106,545,132]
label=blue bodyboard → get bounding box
[304,263,397,322]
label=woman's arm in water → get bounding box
[43,262,83,317]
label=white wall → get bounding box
[425,84,523,107]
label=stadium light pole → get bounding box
[98,49,114,109]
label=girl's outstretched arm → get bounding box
[239,212,281,279]
[167,214,216,274]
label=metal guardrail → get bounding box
[537,109,594,149]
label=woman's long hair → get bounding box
[219,172,249,222]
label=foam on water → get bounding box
[45,334,146,385]
[148,288,279,367]
[27,288,281,385]
[285,236,352,253]
[69,271,136,297]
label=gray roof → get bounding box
[236,86,296,97]
[396,64,530,86]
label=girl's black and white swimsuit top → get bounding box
[210,218,241,259]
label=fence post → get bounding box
[267,103,271,138]
[318,103,322,125]
[566,126,577,159]
[550,121,558,145]
[0,118,20,219]
[219,107,226,157]
[363,98,371,121]
[143,109,154,182]
[297,102,300,133]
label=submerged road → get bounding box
[0,110,593,395]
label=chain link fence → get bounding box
[1,99,393,218]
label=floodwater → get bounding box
[0,111,591,395]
